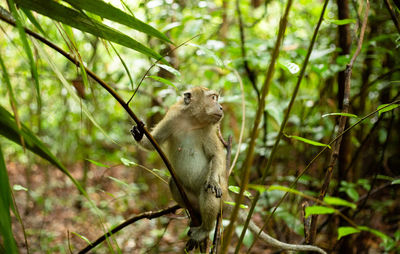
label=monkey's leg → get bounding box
[188,188,220,242]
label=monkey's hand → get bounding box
[130,122,145,142]
[205,179,222,198]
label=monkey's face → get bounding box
[183,87,223,125]
[205,92,223,123]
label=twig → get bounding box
[0,7,198,225]
[78,205,180,253]
[244,0,330,251]
[384,0,400,34]
[227,68,246,176]
[211,213,222,254]
[308,0,370,243]
[236,0,259,99]
[302,201,312,243]
[223,0,294,252]
[127,34,200,105]
[212,131,232,253]
[351,68,400,103]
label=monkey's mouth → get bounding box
[212,113,223,120]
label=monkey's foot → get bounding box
[185,226,209,251]
[188,226,209,242]
[130,123,145,141]
[205,180,222,198]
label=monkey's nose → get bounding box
[219,105,223,110]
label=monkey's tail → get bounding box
[235,210,327,254]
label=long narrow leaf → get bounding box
[0,145,18,254]
[21,8,46,35]
[14,0,165,62]
[62,0,171,43]
[0,105,87,196]
[377,104,399,116]
[285,134,332,149]
[337,226,360,240]
[0,52,24,149]
[34,40,117,144]
[7,0,41,110]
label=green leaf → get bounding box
[376,174,394,181]
[62,0,171,43]
[156,64,181,77]
[110,43,135,90]
[285,134,331,149]
[325,18,356,25]
[324,196,356,209]
[71,231,91,245]
[34,41,116,144]
[377,104,399,116]
[21,8,46,35]
[188,43,224,67]
[268,185,303,196]
[13,184,28,192]
[337,226,360,240]
[358,226,392,244]
[305,206,336,218]
[224,201,248,209]
[391,179,400,185]
[86,159,109,168]
[247,184,268,193]
[14,0,165,62]
[0,105,87,198]
[322,112,358,118]
[228,186,252,198]
[7,0,41,110]
[120,157,137,166]
[147,76,177,89]
[346,188,359,202]
[0,144,18,254]
[108,176,129,187]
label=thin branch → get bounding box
[351,68,400,102]
[384,0,400,34]
[0,7,198,225]
[236,0,259,99]
[78,205,180,254]
[127,34,200,105]
[243,0,333,251]
[308,0,370,243]
[228,67,246,176]
[222,0,293,252]
[211,135,232,254]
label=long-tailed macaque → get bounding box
[131,87,326,254]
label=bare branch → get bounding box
[78,205,180,254]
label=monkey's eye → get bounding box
[211,95,218,101]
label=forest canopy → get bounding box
[0,0,399,253]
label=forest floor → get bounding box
[6,161,273,254]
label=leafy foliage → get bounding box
[0,0,399,252]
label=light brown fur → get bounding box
[132,87,326,253]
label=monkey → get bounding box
[131,87,326,254]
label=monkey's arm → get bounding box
[203,137,226,198]
[131,113,175,150]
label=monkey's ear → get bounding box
[184,92,191,105]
